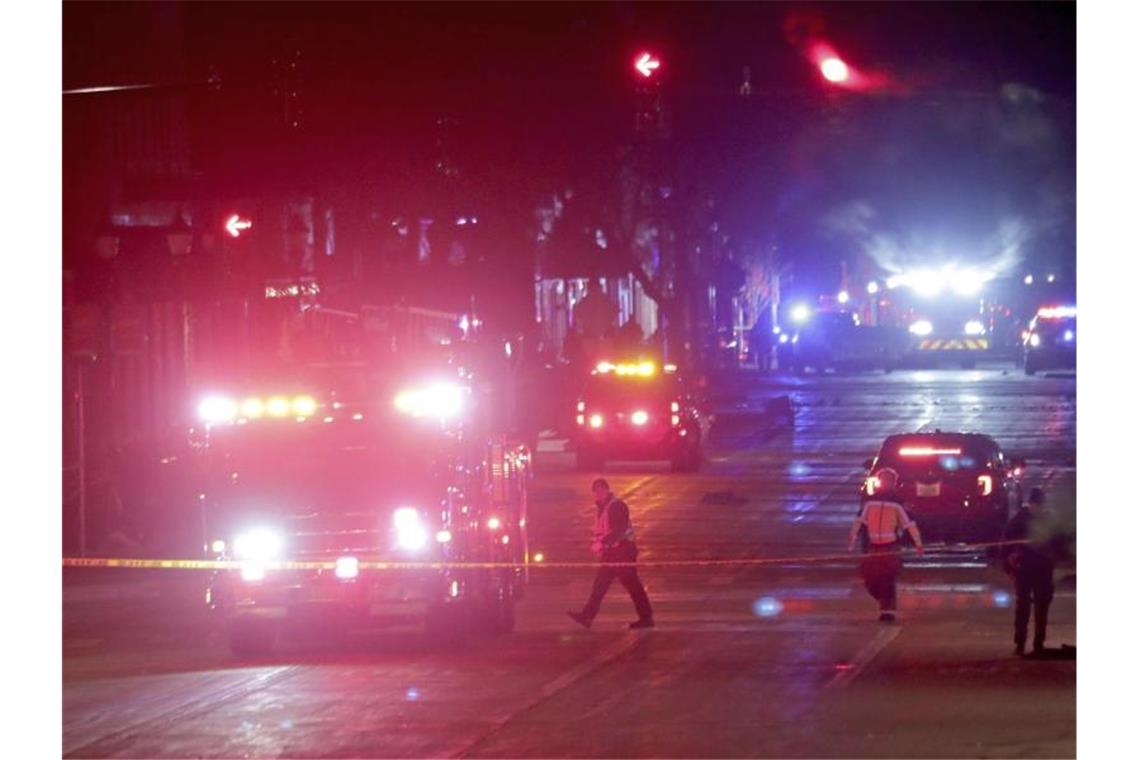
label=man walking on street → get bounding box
[848,468,924,622]
[1003,487,1056,657]
[568,478,655,630]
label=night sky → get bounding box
[63,2,1075,288]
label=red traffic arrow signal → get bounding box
[634,52,661,78]
[225,214,253,238]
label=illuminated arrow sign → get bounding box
[225,214,253,238]
[634,53,661,78]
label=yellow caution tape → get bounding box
[63,540,1026,572]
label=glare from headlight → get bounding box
[964,320,985,336]
[909,320,934,337]
[233,528,284,561]
[394,382,465,420]
[198,396,238,425]
[1029,334,1041,347]
[393,507,429,551]
[790,304,811,324]
[291,395,317,416]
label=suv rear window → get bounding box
[876,437,995,477]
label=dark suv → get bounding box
[574,361,706,472]
[861,432,1025,543]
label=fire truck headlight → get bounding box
[198,396,238,425]
[1029,334,1041,347]
[233,528,284,561]
[393,507,429,551]
[335,556,360,580]
[394,382,466,420]
[909,320,934,337]
[790,304,812,324]
[964,320,985,336]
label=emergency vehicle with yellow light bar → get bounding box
[1023,305,1076,375]
[860,432,1025,543]
[192,351,532,656]
[573,360,706,472]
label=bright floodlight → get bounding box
[886,275,905,290]
[820,57,849,84]
[867,281,879,295]
[909,320,934,337]
[910,270,945,297]
[951,269,988,297]
[790,304,811,324]
[837,290,850,304]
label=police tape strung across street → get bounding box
[62,540,1027,572]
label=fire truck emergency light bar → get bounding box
[1036,306,1077,319]
[198,394,318,424]
[594,361,677,377]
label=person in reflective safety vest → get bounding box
[849,467,924,623]
[568,478,654,630]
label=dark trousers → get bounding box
[861,542,903,612]
[580,543,653,622]
[1014,569,1055,649]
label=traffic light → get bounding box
[225,213,253,238]
[634,52,661,79]
[819,56,850,84]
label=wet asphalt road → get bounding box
[63,368,1076,758]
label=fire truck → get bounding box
[187,304,532,656]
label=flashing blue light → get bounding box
[753,596,784,618]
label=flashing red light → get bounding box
[225,214,253,238]
[634,52,661,78]
[820,56,849,83]
[899,447,962,457]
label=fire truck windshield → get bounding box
[203,421,442,513]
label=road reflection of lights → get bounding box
[753,597,784,618]
[406,687,421,701]
[992,590,1012,608]
[280,720,294,730]
[787,461,811,478]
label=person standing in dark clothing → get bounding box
[1003,487,1056,657]
[568,478,655,630]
